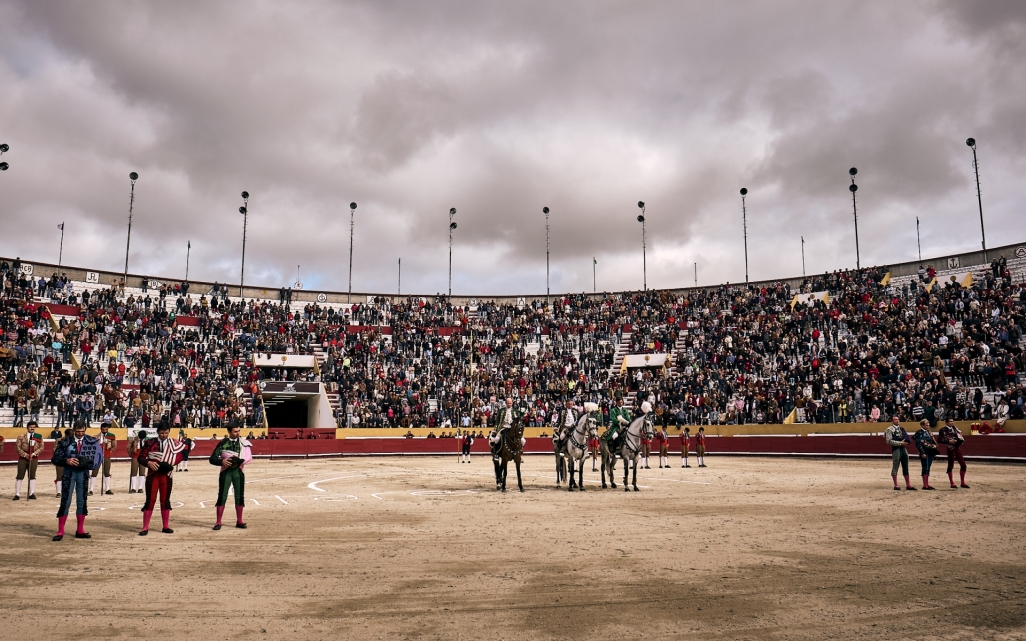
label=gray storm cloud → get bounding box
[0,0,1023,295]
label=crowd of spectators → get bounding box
[1,252,1024,432]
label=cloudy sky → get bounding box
[1,1,1024,296]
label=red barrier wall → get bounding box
[4,435,1024,463]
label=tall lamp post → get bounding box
[916,217,922,263]
[637,201,647,291]
[966,138,987,261]
[801,236,806,277]
[0,143,9,172]
[239,191,249,298]
[848,167,860,270]
[543,206,550,307]
[740,188,749,283]
[448,208,457,296]
[348,202,357,303]
[185,240,191,281]
[123,172,139,287]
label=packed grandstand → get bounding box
[0,245,1024,433]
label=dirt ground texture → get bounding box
[0,454,1024,641]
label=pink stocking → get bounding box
[161,510,170,530]
[57,515,68,536]
[142,510,153,531]
[215,505,225,525]
[235,505,245,525]
[76,514,86,534]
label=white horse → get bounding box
[558,413,598,492]
[606,413,654,492]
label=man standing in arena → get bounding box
[210,425,252,530]
[51,421,102,540]
[884,416,916,491]
[655,424,669,468]
[938,418,969,489]
[460,431,473,463]
[680,427,691,468]
[90,423,116,495]
[913,419,939,490]
[13,420,44,500]
[138,421,186,535]
[695,426,707,468]
[127,430,147,493]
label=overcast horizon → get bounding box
[1,1,1024,296]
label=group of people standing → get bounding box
[6,419,254,540]
[883,416,970,490]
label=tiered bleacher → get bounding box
[1,245,1024,435]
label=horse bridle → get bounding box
[623,415,654,457]
[568,417,593,452]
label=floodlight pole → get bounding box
[348,202,357,303]
[740,188,749,283]
[637,201,647,291]
[916,218,922,263]
[448,208,457,297]
[801,236,806,277]
[966,138,987,261]
[543,207,550,307]
[123,172,139,287]
[239,192,250,298]
[849,168,860,270]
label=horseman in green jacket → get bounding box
[490,397,526,461]
[602,398,631,448]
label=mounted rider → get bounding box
[602,397,632,451]
[552,399,578,452]
[490,397,525,462]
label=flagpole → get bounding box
[58,223,65,269]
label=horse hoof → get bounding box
[633,487,639,492]
[519,488,524,493]
[601,484,607,489]
[624,488,630,492]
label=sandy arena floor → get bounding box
[1,454,1024,640]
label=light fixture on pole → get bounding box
[348,202,357,303]
[592,257,596,293]
[848,167,860,270]
[448,208,457,297]
[801,236,806,277]
[239,191,249,298]
[398,258,401,296]
[966,138,987,261]
[543,206,550,307]
[123,172,139,287]
[916,217,922,263]
[185,240,191,281]
[637,201,647,291]
[58,223,65,269]
[0,143,10,172]
[740,188,749,283]
[694,262,697,288]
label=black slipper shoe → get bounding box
[74,532,91,539]
[162,528,174,534]
[139,530,148,536]
[212,524,222,531]
[52,534,63,541]
[236,523,247,529]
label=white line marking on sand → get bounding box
[275,495,288,504]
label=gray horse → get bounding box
[557,413,598,491]
[601,413,654,492]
